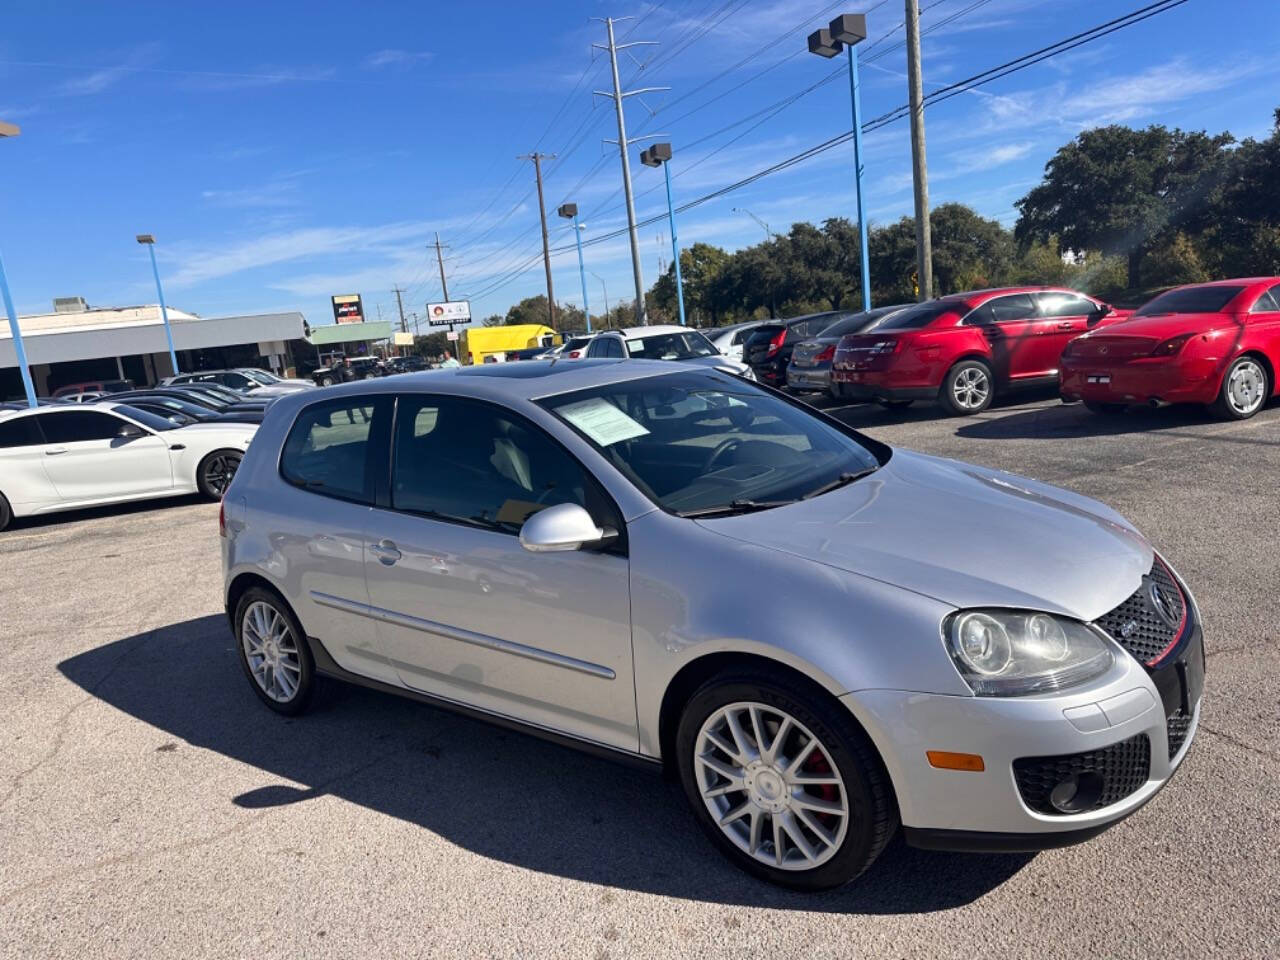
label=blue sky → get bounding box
[1,0,1277,330]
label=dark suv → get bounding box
[743,312,847,387]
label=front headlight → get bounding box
[944,610,1113,696]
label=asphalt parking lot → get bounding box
[2,393,1277,959]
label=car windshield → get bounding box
[625,331,718,361]
[114,404,178,431]
[1135,285,1245,316]
[872,301,957,330]
[539,370,884,516]
[242,369,279,384]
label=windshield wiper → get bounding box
[675,499,793,519]
[802,467,878,500]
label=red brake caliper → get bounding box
[804,751,838,827]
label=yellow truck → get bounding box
[460,324,560,365]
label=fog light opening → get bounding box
[1048,771,1104,813]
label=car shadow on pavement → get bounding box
[954,401,1278,442]
[3,493,207,533]
[59,615,1033,914]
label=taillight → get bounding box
[814,344,835,363]
[868,338,900,355]
[766,329,787,357]
[568,350,581,358]
[1151,334,1193,357]
[218,498,227,538]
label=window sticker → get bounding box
[558,397,650,446]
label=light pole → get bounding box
[733,207,772,243]
[589,271,609,326]
[809,13,872,312]
[640,142,685,326]
[0,121,36,407]
[558,203,592,333]
[136,234,180,377]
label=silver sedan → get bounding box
[220,360,1203,889]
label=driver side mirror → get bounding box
[519,503,611,553]
[116,422,146,440]
[1088,304,1113,326]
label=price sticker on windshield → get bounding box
[558,397,650,446]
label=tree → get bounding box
[1204,107,1280,276]
[1015,124,1234,288]
[481,313,505,327]
[504,295,554,327]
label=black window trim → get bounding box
[0,412,47,448]
[1249,286,1280,314]
[278,394,392,508]
[34,407,136,444]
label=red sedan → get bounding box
[831,287,1124,415]
[1060,277,1280,420]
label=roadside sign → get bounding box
[332,294,364,324]
[427,300,471,326]
[393,331,414,346]
[446,329,460,341]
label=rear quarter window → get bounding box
[280,398,382,504]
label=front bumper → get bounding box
[843,618,1203,850]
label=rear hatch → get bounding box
[744,324,786,365]
[791,339,835,367]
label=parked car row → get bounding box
[221,358,1204,891]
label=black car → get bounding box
[385,355,428,374]
[110,387,268,424]
[785,305,911,397]
[742,311,849,387]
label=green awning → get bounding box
[307,321,394,346]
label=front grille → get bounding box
[1095,559,1186,664]
[1166,707,1193,760]
[1014,734,1151,816]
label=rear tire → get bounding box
[1212,356,1269,420]
[0,492,11,532]
[1084,401,1127,415]
[234,586,315,716]
[941,360,994,415]
[196,449,243,499]
[675,668,898,890]
[318,375,335,387]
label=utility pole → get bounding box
[593,17,665,325]
[904,0,933,301]
[519,152,557,329]
[393,285,407,333]
[434,231,450,302]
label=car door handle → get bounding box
[45,446,67,456]
[168,443,186,451]
[1056,322,1074,330]
[370,540,402,565]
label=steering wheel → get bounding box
[705,437,742,473]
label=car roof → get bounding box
[608,324,694,336]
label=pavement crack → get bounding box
[1197,723,1280,764]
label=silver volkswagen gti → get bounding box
[220,359,1203,889]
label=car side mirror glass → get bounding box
[519,503,608,553]
[117,422,146,439]
[1088,304,1112,326]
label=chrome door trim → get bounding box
[309,590,617,680]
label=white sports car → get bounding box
[0,401,255,530]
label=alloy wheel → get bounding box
[1226,359,1266,416]
[241,601,302,703]
[203,453,240,497]
[952,367,990,410]
[694,701,849,871]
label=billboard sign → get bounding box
[427,300,471,326]
[331,294,364,324]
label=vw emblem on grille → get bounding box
[1147,577,1180,629]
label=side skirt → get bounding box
[304,633,663,775]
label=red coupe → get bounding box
[1060,277,1280,420]
[831,287,1124,415]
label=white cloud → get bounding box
[366,49,433,69]
[58,66,129,96]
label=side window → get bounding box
[605,337,625,358]
[280,398,381,504]
[586,338,605,358]
[0,416,44,448]
[969,294,1037,324]
[1249,288,1280,313]
[732,328,752,346]
[1037,292,1096,317]
[391,396,597,533]
[38,411,125,443]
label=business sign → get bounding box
[446,329,460,341]
[427,300,471,326]
[331,294,365,325]
[393,331,414,346]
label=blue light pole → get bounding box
[558,203,592,332]
[136,234,180,377]
[809,14,872,312]
[641,142,686,326]
[0,121,36,407]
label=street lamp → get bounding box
[809,12,872,312]
[639,142,686,326]
[135,234,180,377]
[558,203,592,333]
[588,271,609,327]
[0,121,36,408]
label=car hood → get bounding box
[696,449,1152,621]
[681,354,751,376]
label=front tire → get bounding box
[0,491,11,532]
[1213,356,1269,420]
[941,360,994,415]
[196,449,242,499]
[318,375,335,387]
[675,669,897,890]
[234,586,315,716]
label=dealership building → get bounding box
[0,298,397,400]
